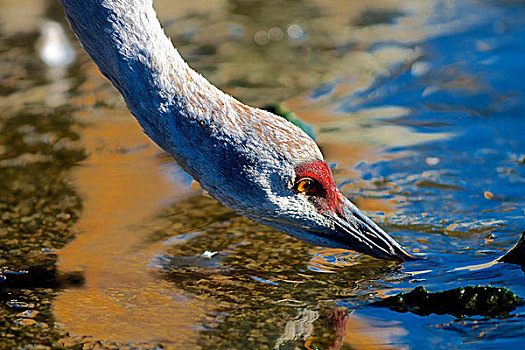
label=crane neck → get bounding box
[60,0,322,190]
[60,0,230,143]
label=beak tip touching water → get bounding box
[327,199,419,262]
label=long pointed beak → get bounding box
[326,198,417,261]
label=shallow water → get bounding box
[1,0,524,349]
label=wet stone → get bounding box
[13,318,38,326]
[16,310,40,318]
[6,300,36,309]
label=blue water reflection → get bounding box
[325,0,525,347]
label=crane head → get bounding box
[170,103,417,262]
[197,126,416,262]
[242,159,415,261]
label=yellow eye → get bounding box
[294,177,315,193]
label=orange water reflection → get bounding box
[342,313,407,350]
[54,94,208,346]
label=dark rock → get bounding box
[373,285,523,318]
[498,231,525,268]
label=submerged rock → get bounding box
[374,285,523,318]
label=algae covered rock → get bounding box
[374,285,523,318]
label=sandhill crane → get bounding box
[58,0,415,261]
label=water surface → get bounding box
[0,0,524,348]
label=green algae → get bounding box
[374,285,524,318]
